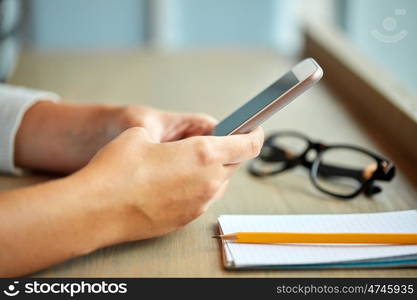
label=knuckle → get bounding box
[118,106,148,128]
[249,138,262,157]
[193,138,215,166]
[124,126,148,138]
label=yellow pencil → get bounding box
[212,232,417,245]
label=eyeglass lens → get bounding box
[312,147,377,197]
[253,134,310,174]
[269,135,309,158]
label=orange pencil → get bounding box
[213,232,417,245]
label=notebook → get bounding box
[217,210,417,269]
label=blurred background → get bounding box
[2,1,417,278]
[0,0,416,93]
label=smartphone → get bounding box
[213,58,323,136]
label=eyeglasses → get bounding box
[248,131,396,199]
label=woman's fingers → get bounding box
[160,112,218,141]
[210,127,264,164]
[181,113,218,137]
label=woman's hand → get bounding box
[78,126,264,241]
[0,125,263,276]
[15,102,217,173]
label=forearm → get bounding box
[14,101,126,173]
[0,172,129,277]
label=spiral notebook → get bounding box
[217,210,417,269]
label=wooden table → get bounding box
[4,49,417,277]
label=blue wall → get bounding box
[29,0,148,49]
[27,0,298,53]
[166,0,297,52]
[345,0,417,92]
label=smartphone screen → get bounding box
[213,71,299,136]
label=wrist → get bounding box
[14,101,57,169]
[69,166,140,249]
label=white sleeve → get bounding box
[0,83,60,174]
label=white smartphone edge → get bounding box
[222,58,323,135]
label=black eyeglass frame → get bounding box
[248,131,396,199]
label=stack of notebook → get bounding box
[217,210,417,269]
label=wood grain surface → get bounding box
[3,49,417,277]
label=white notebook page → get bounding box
[218,210,417,267]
